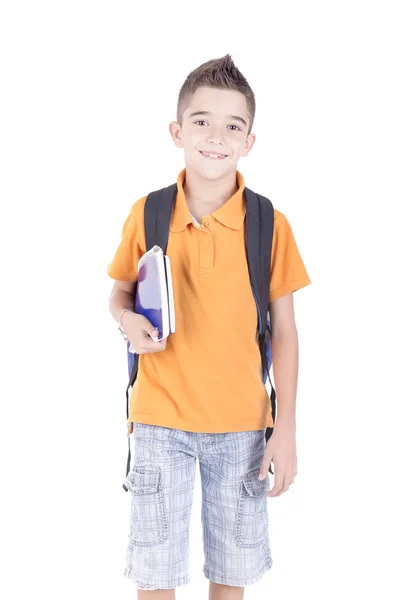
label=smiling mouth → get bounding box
[199,151,228,160]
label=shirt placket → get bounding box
[198,216,214,279]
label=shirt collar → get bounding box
[170,168,246,232]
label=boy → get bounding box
[107,55,311,598]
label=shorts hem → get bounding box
[203,557,273,587]
[124,567,191,589]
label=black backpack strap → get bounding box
[122,342,138,491]
[144,183,178,252]
[123,184,177,491]
[244,187,276,475]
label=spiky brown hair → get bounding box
[176,54,256,134]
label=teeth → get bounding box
[201,151,226,159]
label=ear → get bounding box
[169,121,184,148]
[241,132,256,157]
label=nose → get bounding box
[205,124,225,145]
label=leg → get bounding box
[138,590,175,600]
[209,581,244,600]
[200,429,272,588]
[124,423,197,590]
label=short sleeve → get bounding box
[269,210,311,302]
[106,197,146,281]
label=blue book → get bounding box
[128,245,175,353]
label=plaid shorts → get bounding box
[123,422,273,589]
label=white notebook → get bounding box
[128,245,175,353]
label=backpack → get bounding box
[122,183,276,491]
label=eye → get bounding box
[194,121,241,131]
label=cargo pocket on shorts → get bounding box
[124,464,168,547]
[233,468,269,548]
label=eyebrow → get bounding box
[188,110,248,128]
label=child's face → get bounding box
[170,86,256,179]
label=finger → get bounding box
[139,331,159,345]
[258,454,273,480]
[140,337,167,353]
[142,330,159,341]
[137,315,159,338]
[275,473,291,496]
[153,339,167,352]
[267,470,284,497]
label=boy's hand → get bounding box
[123,312,167,354]
[258,421,297,497]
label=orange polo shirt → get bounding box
[107,168,311,433]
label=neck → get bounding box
[183,166,238,217]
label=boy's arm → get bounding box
[269,291,298,430]
[109,280,136,324]
[259,211,310,492]
[109,279,164,349]
[259,291,298,494]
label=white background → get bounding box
[1,1,399,599]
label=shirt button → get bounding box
[205,221,211,227]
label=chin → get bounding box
[196,158,233,179]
